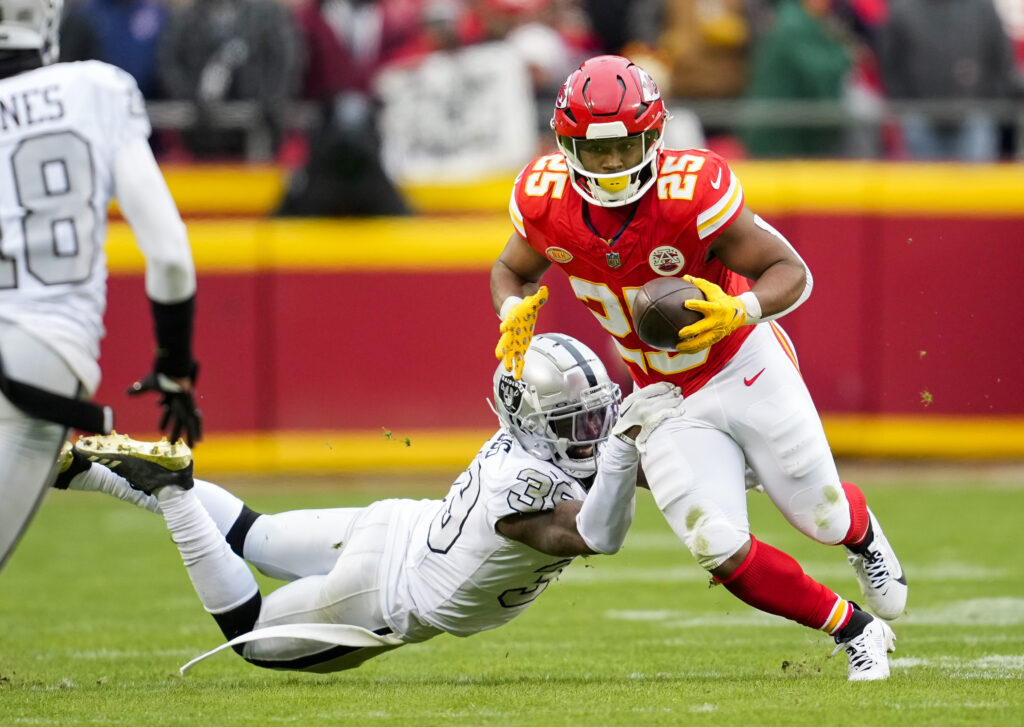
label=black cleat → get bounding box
[54,441,90,489]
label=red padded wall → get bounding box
[93,214,1024,438]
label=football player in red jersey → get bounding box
[490,55,907,681]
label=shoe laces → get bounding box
[862,545,892,590]
[830,630,878,672]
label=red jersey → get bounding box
[509,148,753,396]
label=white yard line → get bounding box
[562,561,1008,583]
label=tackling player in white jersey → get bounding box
[55,334,684,673]
[0,0,201,571]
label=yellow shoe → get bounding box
[75,433,193,493]
[57,441,73,474]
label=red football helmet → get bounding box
[551,55,667,207]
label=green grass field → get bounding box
[2,464,1022,726]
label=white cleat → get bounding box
[832,616,896,681]
[846,510,907,620]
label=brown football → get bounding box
[632,277,706,351]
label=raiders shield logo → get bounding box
[649,246,685,276]
[498,375,524,414]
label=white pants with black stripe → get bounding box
[0,320,76,570]
[239,500,403,671]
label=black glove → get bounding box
[127,370,203,446]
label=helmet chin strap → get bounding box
[570,148,662,207]
[554,437,598,477]
[573,167,654,208]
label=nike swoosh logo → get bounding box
[744,369,765,386]
[709,167,723,190]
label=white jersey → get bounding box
[0,61,149,393]
[381,431,588,641]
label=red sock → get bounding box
[841,481,870,546]
[716,536,852,634]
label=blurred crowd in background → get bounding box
[59,0,1024,211]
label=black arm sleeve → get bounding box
[151,295,196,378]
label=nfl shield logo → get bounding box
[606,252,621,268]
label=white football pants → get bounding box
[181,494,402,671]
[242,500,403,670]
[641,322,851,570]
[0,321,76,570]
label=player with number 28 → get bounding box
[491,55,907,680]
[0,0,201,573]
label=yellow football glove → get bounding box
[675,275,747,354]
[495,286,549,379]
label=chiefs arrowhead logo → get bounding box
[635,68,661,104]
[554,74,574,109]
